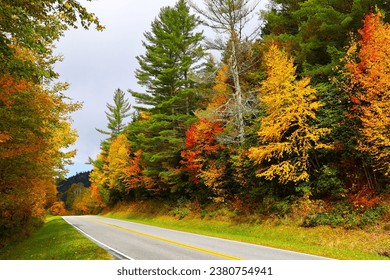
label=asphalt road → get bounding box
[62,215,330,260]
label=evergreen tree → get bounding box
[96,88,132,139]
[261,0,390,81]
[129,0,205,192]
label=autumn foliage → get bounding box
[181,119,224,184]
[345,11,390,177]
[0,46,78,247]
[248,45,330,184]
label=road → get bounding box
[62,215,330,260]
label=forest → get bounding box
[1,0,390,248]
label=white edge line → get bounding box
[62,216,135,260]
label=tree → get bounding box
[106,134,130,191]
[261,0,390,81]
[190,0,260,143]
[131,0,204,114]
[0,47,79,245]
[344,11,390,178]
[0,0,100,246]
[248,45,330,185]
[181,118,224,183]
[129,0,206,191]
[96,88,132,139]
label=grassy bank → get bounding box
[0,216,111,260]
[103,201,390,260]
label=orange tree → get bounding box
[344,11,390,180]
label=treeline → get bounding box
[0,1,102,247]
[52,171,105,215]
[89,0,390,228]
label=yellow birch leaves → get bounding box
[249,45,330,184]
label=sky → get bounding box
[54,0,269,177]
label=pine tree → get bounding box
[96,88,132,139]
[129,0,205,191]
[261,0,390,81]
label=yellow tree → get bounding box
[344,11,390,177]
[248,45,330,185]
[106,134,130,190]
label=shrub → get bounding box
[49,201,68,216]
[302,202,387,229]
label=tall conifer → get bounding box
[129,0,205,190]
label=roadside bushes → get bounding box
[302,202,388,229]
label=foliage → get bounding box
[303,203,387,229]
[0,0,103,80]
[248,45,330,185]
[343,11,390,178]
[261,0,390,80]
[181,119,224,182]
[0,46,79,246]
[49,201,68,216]
[0,0,100,246]
[57,171,91,202]
[85,1,390,230]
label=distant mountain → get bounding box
[57,171,91,201]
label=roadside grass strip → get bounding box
[0,216,112,260]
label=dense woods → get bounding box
[1,0,390,248]
[88,0,389,229]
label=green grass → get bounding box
[0,216,112,260]
[103,202,390,260]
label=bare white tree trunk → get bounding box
[189,0,260,144]
[230,39,246,143]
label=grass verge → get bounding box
[0,216,112,260]
[102,201,390,260]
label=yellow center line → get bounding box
[87,218,242,260]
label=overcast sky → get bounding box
[54,0,269,177]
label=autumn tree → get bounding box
[0,0,101,246]
[181,119,224,182]
[0,47,79,245]
[70,185,105,215]
[248,45,330,187]
[344,11,390,178]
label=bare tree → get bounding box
[190,0,261,144]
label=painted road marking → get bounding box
[63,217,134,260]
[87,217,243,260]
